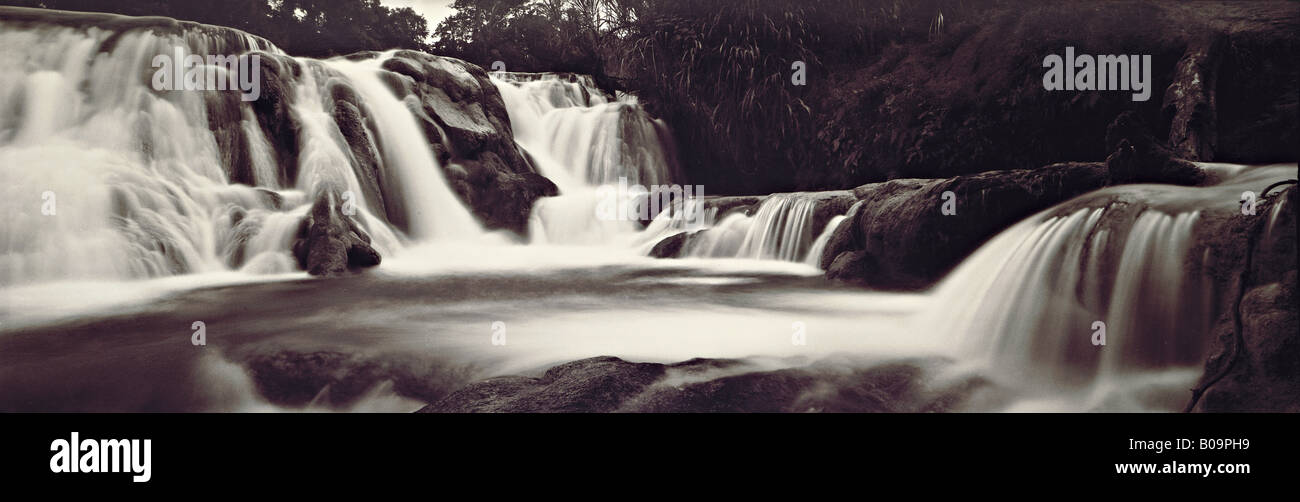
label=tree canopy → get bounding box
[2,0,432,57]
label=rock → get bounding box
[823,150,1220,289]
[292,187,381,276]
[203,87,254,186]
[240,349,469,409]
[445,151,558,235]
[1104,139,1139,183]
[825,251,875,285]
[417,355,992,413]
[1195,186,1299,411]
[366,50,552,235]
[1163,35,1225,161]
[327,77,388,220]
[247,53,302,186]
[1104,111,1205,186]
[818,201,864,270]
[701,195,765,220]
[648,231,690,258]
[826,163,1112,289]
[421,356,667,413]
[807,191,857,235]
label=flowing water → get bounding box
[0,12,1295,412]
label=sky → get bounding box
[382,0,458,30]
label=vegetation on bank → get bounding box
[430,0,1297,195]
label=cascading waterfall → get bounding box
[930,207,1209,382]
[912,164,1296,410]
[0,14,479,286]
[492,73,843,265]
[493,73,681,245]
[326,56,482,241]
[677,194,827,263]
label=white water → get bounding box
[327,55,483,241]
[678,194,820,261]
[492,72,846,266]
[494,73,682,246]
[0,19,479,288]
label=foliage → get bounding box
[2,0,432,57]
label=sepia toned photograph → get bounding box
[0,0,1295,486]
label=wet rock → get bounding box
[648,231,691,258]
[807,191,857,235]
[818,201,864,270]
[825,250,875,286]
[327,77,388,220]
[204,88,253,186]
[248,53,302,186]
[703,195,765,220]
[445,151,558,236]
[292,187,381,276]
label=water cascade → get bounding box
[0,13,480,285]
[492,73,680,245]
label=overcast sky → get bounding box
[382,0,457,29]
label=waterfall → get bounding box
[917,199,1223,409]
[680,194,827,263]
[326,56,482,241]
[805,215,847,267]
[0,14,479,285]
[492,73,844,265]
[493,72,680,245]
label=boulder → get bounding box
[826,163,1112,289]
[292,187,381,276]
[648,231,691,258]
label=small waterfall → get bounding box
[493,72,680,245]
[924,163,1298,402]
[918,196,1220,409]
[683,194,826,263]
[0,14,479,285]
[327,55,482,241]
[805,215,847,267]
